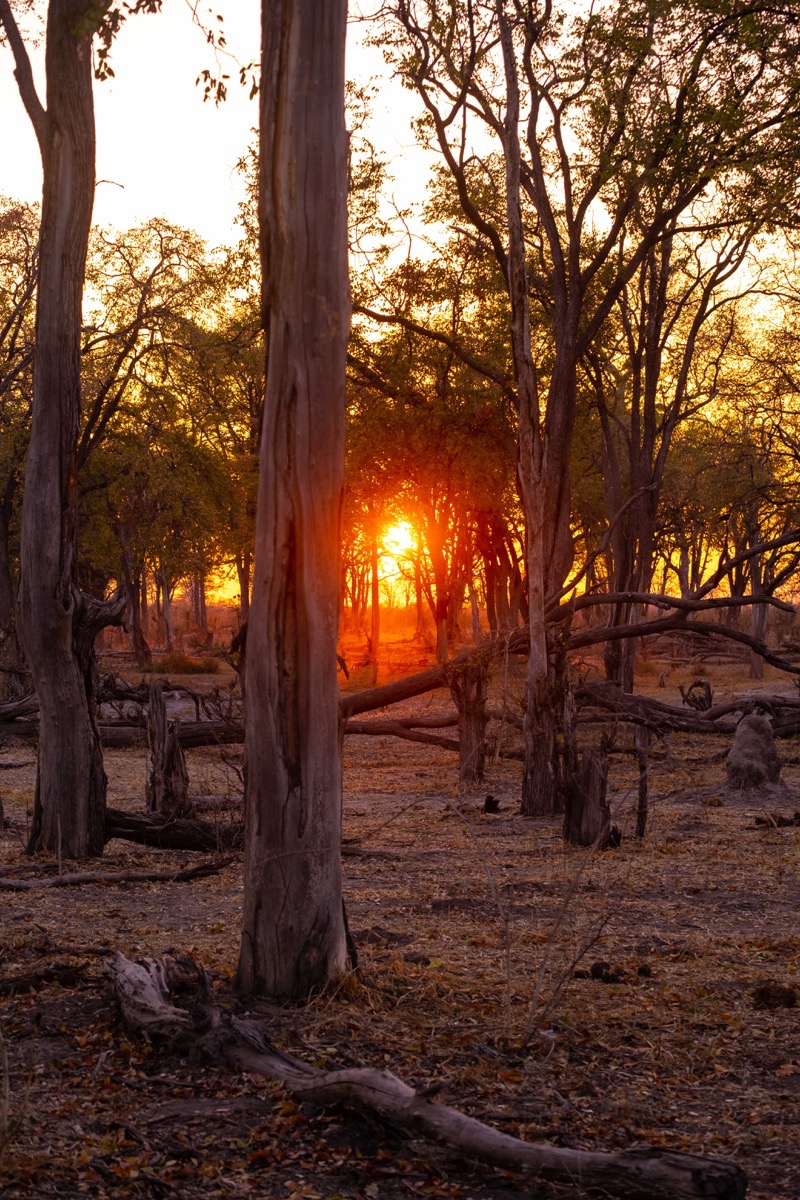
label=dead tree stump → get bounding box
[146,682,193,818]
[563,749,610,846]
[447,658,489,786]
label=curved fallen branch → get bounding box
[107,952,747,1200]
[346,720,460,751]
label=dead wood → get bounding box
[105,808,244,852]
[753,812,800,828]
[345,720,461,751]
[679,680,714,711]
[562,750,610,847]
[0,693,38,722]
[106,952,747,1200]
[0,858,233,890]
[0,962,88,994]
[446,657,490,785]
[146,682,193,818]
[0,719,37,742]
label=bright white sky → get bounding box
[0,1,426,248]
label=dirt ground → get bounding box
[1,649,799,1199]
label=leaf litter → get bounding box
[0,665,798,1199]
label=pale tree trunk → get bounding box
[236,0,349,1000]
[1,0,124,857]
[495,5,557,817]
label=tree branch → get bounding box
[0,0,48,149]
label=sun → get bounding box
[383,521,416,558]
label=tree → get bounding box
[379,0,800,815]
[0,0,163,855]
[584,221,760,690]
[0,197,37,694]
[235,0,350,999]
[1,0,115,855]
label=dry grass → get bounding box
[0,651,798,1198]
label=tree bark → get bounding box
[369,523,380,685]
[235,550,251,626]
[159,563,174,652]
[193,569,209,645]
[447,657,489,786]
[118,530,150,666]
[2,0,120,858]
[562,750,610,847]
[236,0,349,1000]
[146,682,192,818]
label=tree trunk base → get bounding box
[562,750,611,846]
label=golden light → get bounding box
[383,521,416,559]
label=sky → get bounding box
[0,1,427,249]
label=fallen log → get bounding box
[105,808,244,851]
[0,858,233,890]
[107,953,747,1200]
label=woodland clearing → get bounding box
[0,647,798,1200]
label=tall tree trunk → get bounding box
[236,0,349,1000]
[159,564,174,652]
[468,582,482,645]
[118,526,150,667]
[124,564,151,667]
[369,527,380,686]
[750,583,767,680]
[0,499,25,702]
[140,569,150,640]
[0,503,15,634]
[235,549,251,625]
[193,568,209,645]
[2,0,122,857]
[414,549,425,638]
[496,6,559,817]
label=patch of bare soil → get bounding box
[1,666,799,1199]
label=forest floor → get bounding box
[0,645,799,1199]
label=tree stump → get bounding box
[146,683,193,818]
[447,657,489,786]
[563,749,610,846]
